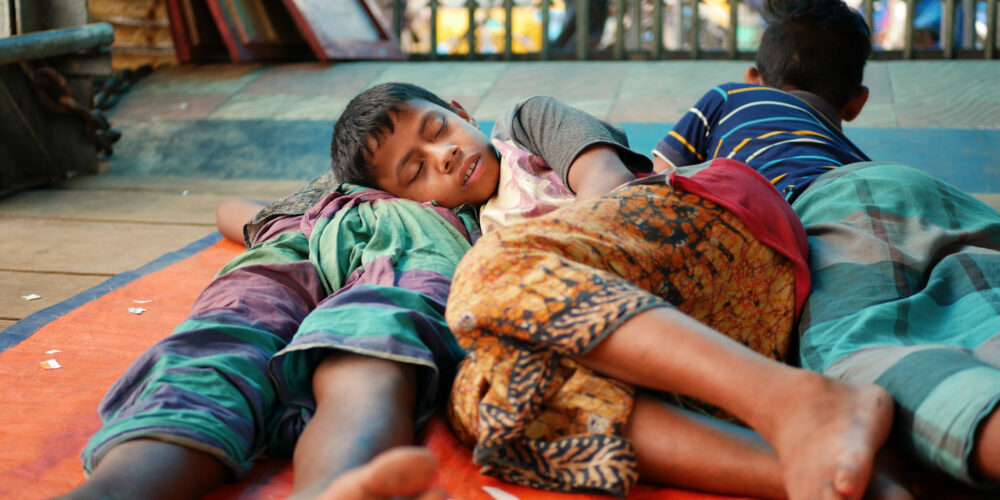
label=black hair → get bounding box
[755,0,872,110]
[330,82,451,188]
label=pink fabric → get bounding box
[479,139,576,234]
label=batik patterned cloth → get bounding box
[793,162,1000,485]
[83,185,476,477]
[446,160,808,496]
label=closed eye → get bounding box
[409,160,424,183]
[435,117,446,138]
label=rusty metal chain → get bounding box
[94,65,152,112]
[18,62,150,157]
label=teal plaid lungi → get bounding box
[793,162,1000,485]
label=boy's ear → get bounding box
[450,100,478,128]
[744,66,764,85]
[839,85,869,122]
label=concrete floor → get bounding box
[2,59,999,330]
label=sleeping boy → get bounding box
[63,82,648,499]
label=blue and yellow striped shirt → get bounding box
[654,83,869,202]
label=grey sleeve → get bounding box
[493,96,652,189]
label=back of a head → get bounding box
[755,0,872,110]
[330,82,451,188]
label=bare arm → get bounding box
[567,144,636,200]
[216,199,267,246]
[500,96,651,198]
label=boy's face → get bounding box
[368,99,500,209]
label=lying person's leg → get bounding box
[791,162,1000,488]
[583,306,892,500]
[270,280,463,499]
[446,181,892,500]
[626,394,785,498]
[823,344,1000,487]
[628,394,913,500]
[289,353,421,498]
[60,220,325,499]
[973,410,1000,482]
[60,440,229,499]
[74,354,447,500]
[316,446,446,500]
[972,326,1000,483]
[448,306,892,500]
[61,314,303,499]
[276,177,470,498]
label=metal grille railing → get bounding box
[383,0,999,60]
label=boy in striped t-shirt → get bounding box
[652,0,871,203]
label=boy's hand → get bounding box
[651,153,678,173]
[567,145,636,200]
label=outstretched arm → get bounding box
[216,199,266,245]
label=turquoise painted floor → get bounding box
[105,60,1000,195]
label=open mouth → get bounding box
[462,155,479,185]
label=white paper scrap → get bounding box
[40,359,62,370]
[128,307,147,314]
[482,486,520,500]
[22,294,41,301]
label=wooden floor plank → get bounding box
[0,174,302,331]
[1,272,111,322]
[61,175,306,197]
[0,218,215,275]
[1,190,229,225]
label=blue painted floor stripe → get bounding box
[0,232,224,354]
[107,120,1000,194]
[621,124,1000,193]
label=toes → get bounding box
[834,465,858,495]
[416,488,449,500]
[361,447,439,497]
[821,482,847,500]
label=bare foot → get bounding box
[765,373,893,500]
[315,446,446,500]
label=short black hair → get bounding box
[755,0,872,110]
[330,82,451,188]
